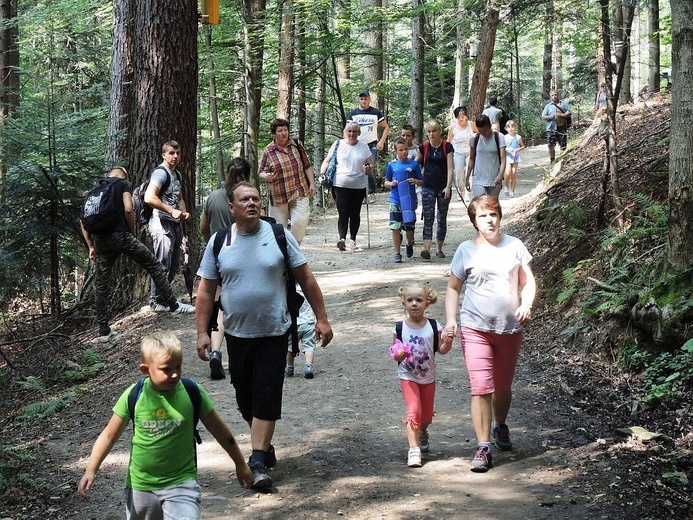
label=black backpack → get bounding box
[395,318,439,353]
[132,167,171,227]
[212,220,305,356]
[80,177,121,234]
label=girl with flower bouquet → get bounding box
[391,284,452,467]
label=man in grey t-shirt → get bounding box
[195,182,333,490]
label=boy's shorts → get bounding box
[389,203,415,231]
[126,480,201,520]
[287,322,317,354]
[225,332,288,422]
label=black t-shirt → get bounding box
[419,141,454,192]
[112,178,133,233]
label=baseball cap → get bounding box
[358,89,370,97]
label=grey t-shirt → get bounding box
[197,220,307,337]
[202,188,233,236]
[482,105,502,124]
[469,133,506,187]
[450,234,532,334]
[150,164,181,222]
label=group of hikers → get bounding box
[76,89,552,518]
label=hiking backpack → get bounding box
[80,177,121,234]
[212,220,305,356]
[474,132,502,163]
[127,377,203,462]
[395,318,439,353]
[132,167,172,227]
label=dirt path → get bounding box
[63,146,606,519]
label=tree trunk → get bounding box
[243,0,266,181]
[669,0,693,269]
[364,0,383,108]
[468,1,500,120]
[336,0,350,81]
[541,0,553,101]
[296,14,306,144]
[648,0,660,92]
[410,0,425,138]
[0,0,19,118]
[276,0,294,120]
[552,30,562,92]
[204,26,224,183]
[106,0,135,166]
[452,0,469,109]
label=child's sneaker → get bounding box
[209,350,226,380]
[393,253,403,263]
[285,364,294,377]
[504,188,510,196]
[419,430,429,452]
[405,242,414,258]
[407,447,422,468]
[304,363,314,379]
[470,446,492,472]
[492,423,512,450]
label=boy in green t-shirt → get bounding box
[77,331,252,517]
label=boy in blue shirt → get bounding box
[385,138,423,263]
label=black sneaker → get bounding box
[492,423,512,451]
[209,350,226,380]
[249,461,272,489]
[406,242,414,258]
[470,446,492,473]
[265,444,277,468]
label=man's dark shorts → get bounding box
[547,129,567,150]
[225,332,288,422]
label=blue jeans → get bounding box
[421,187,451,242]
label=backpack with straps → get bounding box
[132,167,172,227]
[212,221,305,356]
[474,132,501,163]
[421,140,449,166]
[127,377,203,463]
[80,177,121,234]
[395,318,439,353]
[553,102,572,129]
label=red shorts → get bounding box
[460,327,522,395]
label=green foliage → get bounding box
[18,390,77,421]
[642,340,693,404]
[63,349,105,382]
[0,444,36,492]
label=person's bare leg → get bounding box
[471,394,493,442]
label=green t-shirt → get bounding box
[113,378,214,491]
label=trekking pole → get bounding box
[322,185,327,245]
[365,192,371,249]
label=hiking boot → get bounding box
[419,430,429,453]
[421,249,431,260]
[171,301,194,314]
[337,238,346,251]
[249,461,272,489]
[405,242,414,258]
[304,363,314,379]
[209,350,226,380]
[492,423,512,451]
[393,253,403,264]
[407,447,422,468]
[285,365,294,377]
[99,327,117,343]
[150,301,170,312]
[436,250,446,259]
[470,446,492,472]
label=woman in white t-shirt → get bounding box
[320,122,373,252]
[447,106,477,201]
[444,195,536,473]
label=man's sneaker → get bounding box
[265,444,277,468]
[436,250,446,259]
[285,365,294,377]
[337,238,346,251]
[393,253,403,264]
[150,302,170,312]
[492,423,513,451]
[407,447,422,468]
[304,363,314,379]
[405,242,414,258]
[249,461,272,489]
[171,301,194,314]
[421,249,431,260]
[209,350,226,380]
[419,430,429,453]
[99,328,117,343]
[470,446,492,472]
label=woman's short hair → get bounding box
[270,118,290,135]
[401,124,415,136]
[475,114,491,129]
[453,106,468,118]
[344,122,361,135]
[424,119,442,133]
[467,195,502,229]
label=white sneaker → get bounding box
[348,240,363,253]
[171,301,195,314]
[510,191,515,197]
[99,329,117,343]
[368,193,376,204]
[407,447,422,468]
[150,302,170,312]
[504,188,510,196]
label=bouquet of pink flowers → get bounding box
[389,339,412,362]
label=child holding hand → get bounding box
[77,331,253,517]
[391,284,452,468]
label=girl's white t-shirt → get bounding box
[393,319,442,384]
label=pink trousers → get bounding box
[460,327,523,396]
[400,379,436,430]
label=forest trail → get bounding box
[63,144,606,520]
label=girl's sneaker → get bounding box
[407,447,422,468]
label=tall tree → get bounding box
[541,0,553,100]
[364,0,384,108]
[451,0,470,109]
[243,0,266,178]
[410,0,425,138]
[668,0,693,268]
[468,0,500,119]
[647,0,660,93]
[276,0,294,120]
[0,0,19,118]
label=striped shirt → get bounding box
[259,139,312,205]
